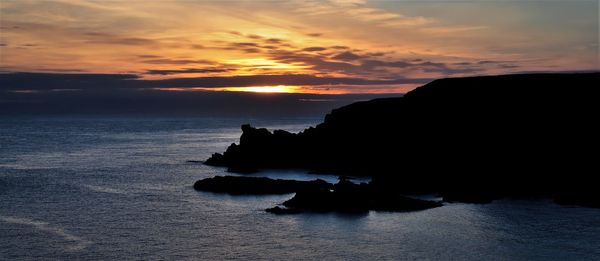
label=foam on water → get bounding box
[0,215,92,251]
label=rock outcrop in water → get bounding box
[205,124,307,173]
[205,73,600,208]
[275,178,442,214]
[194,175,442,213]
[193,175,331,195]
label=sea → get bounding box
[1,116,599,260]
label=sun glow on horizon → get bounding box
[154,85,302,94]
[153,83,420,94]
[1,0,597,92]
[218,85,302,93]
[223,85,300,93]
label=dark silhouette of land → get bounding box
[202,73,600,210]
[277,177,442,214]
[195,176,442,213]
[194,175,332,195]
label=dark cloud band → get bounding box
[0,72,432,91]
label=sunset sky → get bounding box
[0,0,598,95]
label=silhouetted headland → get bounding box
[203,73,600,209]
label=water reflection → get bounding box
[1,117,599,260]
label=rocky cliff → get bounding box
[205,73,600,207]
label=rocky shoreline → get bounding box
[193,175,332,195]
[201,73,600,210]
[194,175,443,214]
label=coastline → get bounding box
[201,73,600,210]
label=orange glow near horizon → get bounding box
[0,0,597,94]
[154,85,304,94]
[153,83,420,95]
[223,85,300,93]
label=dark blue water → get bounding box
[1,117,599,260]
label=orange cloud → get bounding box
[1,0,597,93]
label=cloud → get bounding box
[329,0,367,6]
[137,55,162,59]
[330,46,350,50]
[260,45,279,50]
[379,17,433,28]
[223,42,282,53]
[360,59,411,69]
[241,48,261,53]
[346,7,401,22]
[332,51,363,61]
[211,38,298,53]
[268,50,365,75]
[366,52,385,57]
[150,74,431,88]
[1,0,595,80]
[140,58,215,65]
[0,85,395,116]
[83,32,157,46]
[410,61,483,75]
[0,72,139,91]
[477,60,513,65]
[420,26,488,34]
[266,48,482,76]
[145,68,232,75]
[0,72,431,91]
[296,1,434,29]
[302,47,327,52]
[264,38,284,44]
[247,34,263,39]
[498,64,520,69]
[294,1,339,16]
[230,42,261,48]
[0,71,421,116]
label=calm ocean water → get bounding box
[1,117,599,260]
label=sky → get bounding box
[0,0,598,115]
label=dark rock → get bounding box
[204,73,600,208]
[193,175,442,213]
[193,175,332,195]
[204,153,226,166]
[280,179,441,213]
[554,191,600,208]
